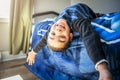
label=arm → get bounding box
[26,32,48,65]
[33,31,48,53]
[97,62,112,80]
[74,18,112,80]
[74,18,106,64]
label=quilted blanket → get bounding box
[91,12,120,45]
[25,12,120,80]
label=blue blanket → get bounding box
[91,12,120,45]
[25,12,120,80]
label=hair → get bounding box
[47,40,70,52]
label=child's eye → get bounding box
[55,24,58,26]
[59,36,66,42]
[51,32,55,35]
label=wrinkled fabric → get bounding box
[26,26,99,80]
[25,39,98,80]
[91,11,120,44]
[91,12,120,79]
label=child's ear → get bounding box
[70,33,73,41]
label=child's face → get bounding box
[47,19,73,49]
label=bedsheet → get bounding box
[91,11,120,45]
[25,11,120,80]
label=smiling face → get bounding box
[47,19,73,51]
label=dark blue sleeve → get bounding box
[55,3,96,29]
[73,18,106,64]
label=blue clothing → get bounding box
[55,3,96,28]
[33,3,106,64]
[91,12,120,44]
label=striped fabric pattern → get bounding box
[91,12,120,44]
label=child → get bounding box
[27,3,112,80]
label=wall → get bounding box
[0,19,9,51]
[33,0,71,23]
[71,0,120,13]
[0,19,26,62]
[34,0,70,13]
[0,19,10,62]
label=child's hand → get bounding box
[97,62,112,80]
[26,51,37,65]
[99,68,112,80]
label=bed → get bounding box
[25,11,120,80]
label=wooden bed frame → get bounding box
[32,11,59,18]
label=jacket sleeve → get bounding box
[73,18,106,64]
[33,32,48,53]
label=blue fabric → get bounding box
[31,20,53,49]
[25,11,120,80]
[91,11,120,79]
[25,42,98,80]
[91,12,120,44]
[55,3,96,31]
